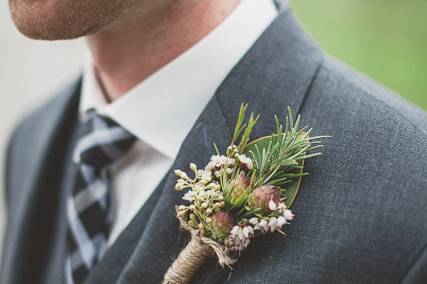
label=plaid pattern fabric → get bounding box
[65,110,135,284]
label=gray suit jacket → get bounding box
[2,5,427,284]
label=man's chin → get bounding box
[8,0,124,40]
[11,18,98,41]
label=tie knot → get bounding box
[73,111,136,169]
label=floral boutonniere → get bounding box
[163,104,328,284]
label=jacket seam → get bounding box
[297,54,325,115]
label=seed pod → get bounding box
[248,185,281,214]
[211,211,234,235]
[230,174,250,202]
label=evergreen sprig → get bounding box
[235,105,329,189]
[231,103,260,154]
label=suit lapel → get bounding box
[87,7,323,284]
[116,97,232,283]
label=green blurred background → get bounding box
[291,0,426,110]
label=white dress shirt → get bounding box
[79,0,278,245]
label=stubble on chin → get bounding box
[8,0,125,40]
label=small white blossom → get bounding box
[236,154,253,170]
[276,202,286,211]
[201,170,212,182]
[206,155,236,171]
[226,225,255,252]
[242,227,249,238]
[242,226,254,238]
[249,217,259,225]
[183,191,196,201]
[268,199,278,211]
[230,226,240,235]
[277,216,287,226]
[254,219,269,232]
[259,219,269,231]
[268,217,278,232]
[283,209,294,221]
[194,183,205,191]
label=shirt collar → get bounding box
[80,0,278,159]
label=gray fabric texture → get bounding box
[1,5,427,284]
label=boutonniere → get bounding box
[163,104,328,284]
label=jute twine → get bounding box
[162,217,235,284]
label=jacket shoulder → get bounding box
[10,78,81,143]
[4,79,81,205]
[305,56,426,186]
[315,56,427,133]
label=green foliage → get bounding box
[228,104,328,211]
[231,103,260,153]
[245,107,327,188]
[291,0,427,110]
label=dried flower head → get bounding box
[211,211,234,237]
[248,185,281,214]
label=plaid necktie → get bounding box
[65,110,136,283]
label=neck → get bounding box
[86,0,240,101]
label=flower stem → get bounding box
[163,237,212,284]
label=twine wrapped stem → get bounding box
[163,236,212,284]
[163,216,235,284]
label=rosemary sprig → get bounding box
[236,105,329,189]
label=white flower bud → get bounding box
[259,219,268,231]
[175,183,183,191]
[284,209,294,221]
[242,226,250,238]
[268,200,277,211]
[174,169,189,180]
[269,217,278,232]
[277,216,286,226]
[207,183,216,189]
[190,163,197,172]
[249,217,259,225]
